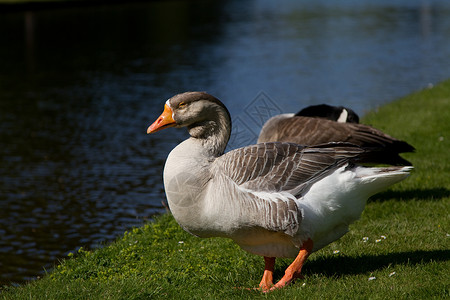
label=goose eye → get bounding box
[178,102,186,108]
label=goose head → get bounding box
[147,92,232,155]
[295,104,360,123]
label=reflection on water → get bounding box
[0,0,449,285]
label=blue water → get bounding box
[0,0,449,285]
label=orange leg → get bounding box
[269,238,314,291]
[259,256,275,291]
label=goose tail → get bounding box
[353,165,413,197]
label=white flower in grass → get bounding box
[362,237,369,242]
[178,241,184,244]
[389,272,396,277]
[368,276,376,281]
[302,282,306,287]
[333,250,340,254]
[380,235,387,239]
[375,239,382,243]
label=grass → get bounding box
[2,81,449,299]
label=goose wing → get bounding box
[259,116,414,152]
[258,116,414,165]
[210,142,367,237]
[213,142,365,197]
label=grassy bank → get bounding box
[2,81,449,299]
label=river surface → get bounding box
[1,0,449,285]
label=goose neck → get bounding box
[187,108,231,157]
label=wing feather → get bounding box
[213,142,365,197]
[258,116,415,153]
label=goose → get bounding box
[295,104,360,123]
[257,109,414,166]
[147,91,412,291]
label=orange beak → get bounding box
[147,104,176,134]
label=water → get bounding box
[1,0,449,285]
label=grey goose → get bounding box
[147,92,412,291]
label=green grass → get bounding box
[2,81,449,299]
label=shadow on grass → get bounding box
[291,249,450,278]
[369,188,450,203]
